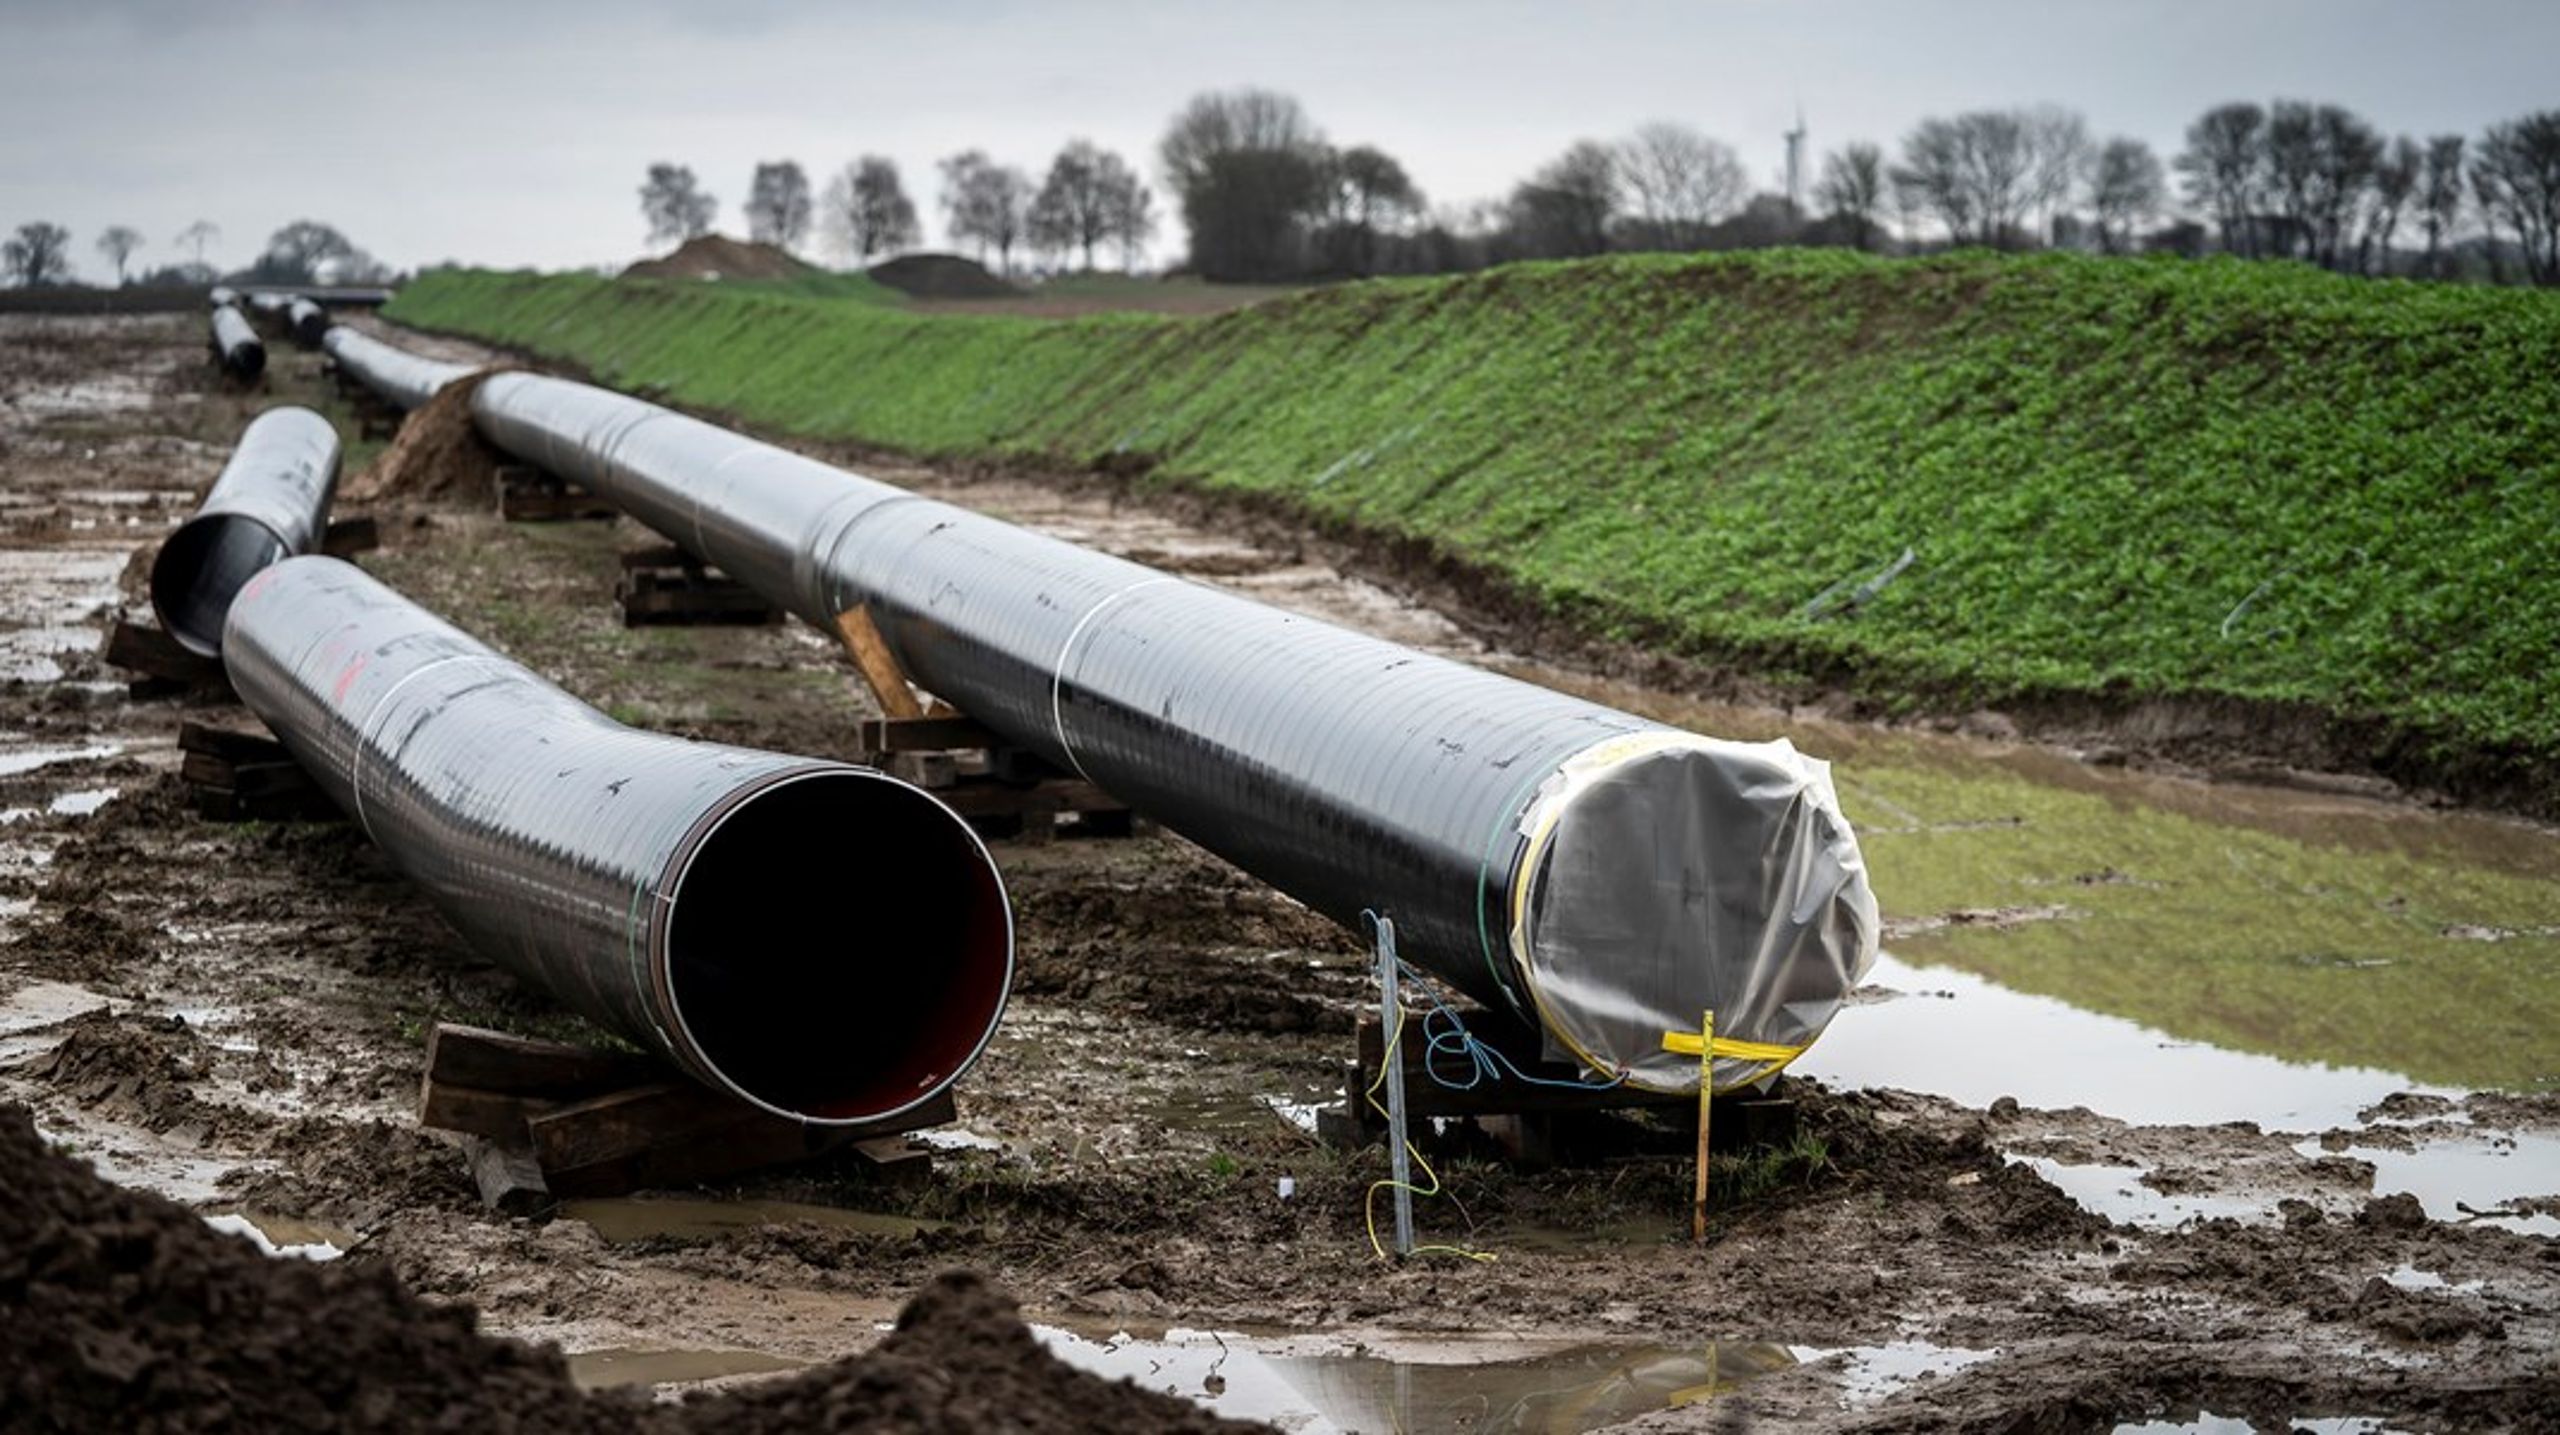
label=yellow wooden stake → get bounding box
[1692,1008,1713,1241]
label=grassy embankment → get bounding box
[387,251,2560,810]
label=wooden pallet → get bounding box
[100,617,228,700]
[417,1024,943,1212]
[494,464,615,522]
[835,605,1139,844]
[177,719,338,821]
[1321,1009,1798,1168]
[615,543,781,627]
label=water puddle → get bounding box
[0,742,122,779]
[564,1346,809,1391]
[1031,1325,1997,1430]
[563,1195,946,1243]
[202,1210,350,1261]
[2011,1156,2274,1230]
[0,979,115,1063]
[2299,1131,2560,1238]
[48,787,118,816]
[2118,1416,2404,1434]
[1801,954,2436,1133]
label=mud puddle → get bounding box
[563,1195,946,1243]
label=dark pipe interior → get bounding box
[149,514,289,657]
[668,771,1011,1124]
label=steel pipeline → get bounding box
[321,326,476,412]
[285,296,330,348]
[222,555,1015,1124]
[208,305,264,382]
[464,370,1876,1092]
[150,406,342,656]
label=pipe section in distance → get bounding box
[208,305,264,382]
[322,326,477,412]
[150,406,341,656]
[222,556,1015,1124]
[469,372,1878,1093]
[285,296,331,349]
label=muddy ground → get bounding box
[1,313,2555,1433]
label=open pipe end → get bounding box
[149,514,291,657]
[661,767,1013,1126]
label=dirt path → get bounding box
[2,314,2554,1433]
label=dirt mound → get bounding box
[0,1101,635,1433]
[868,253,1023,299]
[342,370,514,506]
[622,235,812,282]
[685,1269,1263,1433]
[0,1102,1273,1433]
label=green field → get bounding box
[386,251,2560,809]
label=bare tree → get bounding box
[175,219,220,269]
[1314,144,1424,274]
[2360,136,2421,274]
[1613,121,1747,249]
[819,156,921,264]
[94,226,143,285]
[2305,105,2383,269]
[2177,103,2267,256]
[638,163,717,248]
[1893,111,2035,248]
[743,161,812,250]
[2024,105,2093,242]
[242,221,356,285]
[938,150,1032,273]
[1508,141,1619,258]
[3,222,72,286]
[1028,140,1148,271]
[2418,135,2467,278]
[1815,142,1888,250]
[1159,88,1329,281]
[2089,138,2165,253]
[1105,173,1158,271]
[2472,110,2560,285]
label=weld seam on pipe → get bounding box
[1049,576,1180,783]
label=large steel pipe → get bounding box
[322,326,476,412]
[471,372,1877,1091]
[222,556,1015,1124]
[286,296,330,349]
[208,305,264,382]
[150,406,341,656]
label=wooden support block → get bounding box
[461,1134,553,1217]
[834,605,926,720]
[424,1084,551,1142]
[849,1136,935,1189]
[320,514,380,557]
[100,616,224,687]
[425,1023,664,1096]
[856,715,1000,754]
[494,465,615,522]
[178,720,287,765]
[616,569,781,627]
[617,542,693,570]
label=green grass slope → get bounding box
[387,252,2560,807]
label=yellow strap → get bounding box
[1661,1031,1805,1064]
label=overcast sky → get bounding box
[3,0,2553,279]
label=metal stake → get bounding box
[1376,915,1415,1259]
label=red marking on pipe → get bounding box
[332,653,367,705]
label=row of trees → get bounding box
[639,144,1157,273]
[2,217,387,288]
[1148,89,2560,285]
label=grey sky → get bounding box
[3,0,2553,278]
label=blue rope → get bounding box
[1400,959,1625,1094]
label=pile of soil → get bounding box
[340,371,514,506]
[622,236,812,282]
[867,253,1023,299]
[0,1102,1271,1433]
